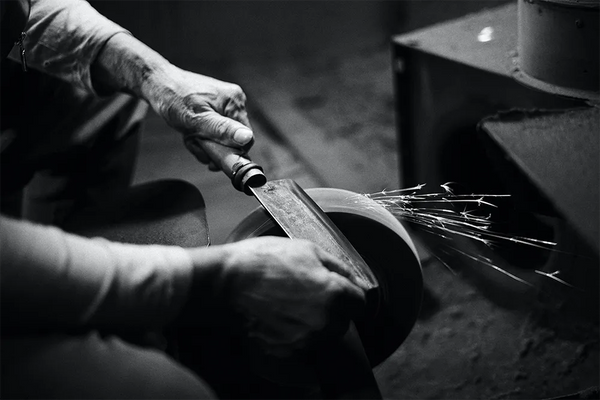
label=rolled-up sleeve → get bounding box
[11,0,129,94]
[0,215,194,329]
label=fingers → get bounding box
[308,244,367,321]
[314,244,372,293]
[329,271,367,322]
[199,111,254,147]
[182,118,252,170]
[187,146,218,170]
[211,237,368,358]
[196,85,253,148]
[185,109,254,170]
[223,89,252,128]
[162,75,255,161]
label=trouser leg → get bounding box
[1,60,148,225]
[22,94,148,226]
[0,332,216,399]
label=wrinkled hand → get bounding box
[92,33,253,171]
[183,237,366,359]
[151,67,254,170]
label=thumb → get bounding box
[197,111,254,148]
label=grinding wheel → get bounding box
[227,187,423,372]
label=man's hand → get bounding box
[152,67,254,170]
[91,33,254,170]
[183,237,367,359]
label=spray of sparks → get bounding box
[359,183,574,289]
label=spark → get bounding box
[534,270,582,291]
[451,246,534,287]
[359,185,578,289]
[440,182,455,195]
[434,249,458,275]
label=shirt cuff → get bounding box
[79,238,195,328]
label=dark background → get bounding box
[91,0,507,71]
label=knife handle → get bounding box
[185,136,266,194]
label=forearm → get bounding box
[90,32,181,115]
[0,216,193,330]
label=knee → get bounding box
[1,333,217,399]
[117,342,217,399]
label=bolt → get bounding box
[575,19,584,28]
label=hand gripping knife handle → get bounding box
[184,135,266,194]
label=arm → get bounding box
[18,0,253,165]
[1,215,365,358]
[0,215,193,329]
[91,32,254,162]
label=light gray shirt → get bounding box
[9,0,128,95]
[1,215,193,329]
